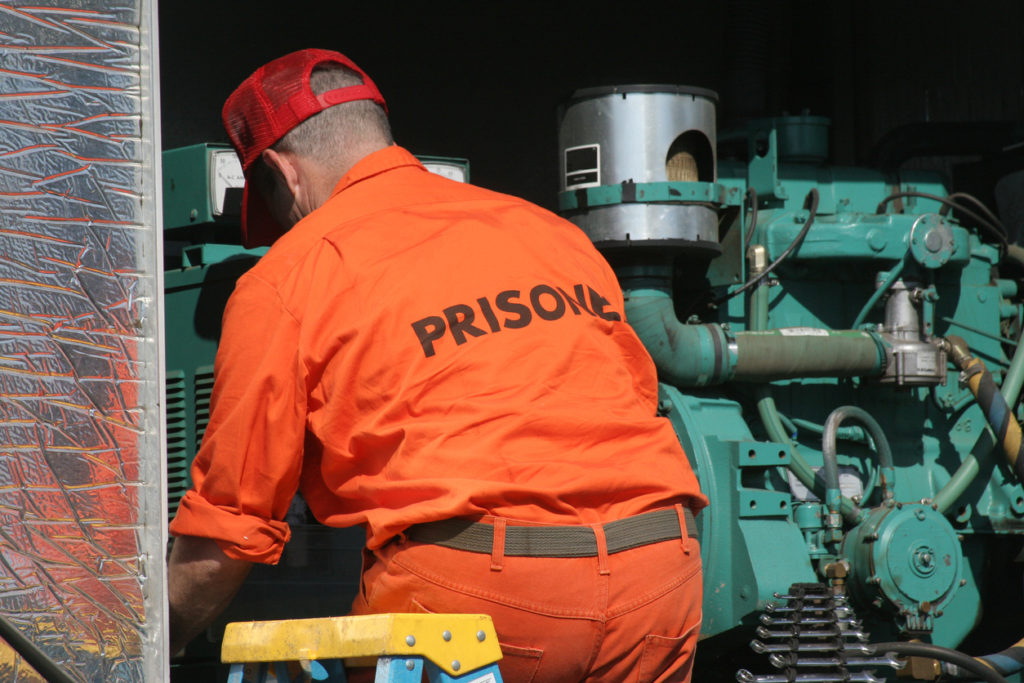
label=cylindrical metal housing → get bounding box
[558,85,719,252]
[877,280,947,386]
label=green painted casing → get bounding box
[659,384,816,637]
[623,152,1023,650]
[841,503,981,645]
[163,142,237,230]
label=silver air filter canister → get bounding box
[557,85,723,256]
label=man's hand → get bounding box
[167,535,253,655]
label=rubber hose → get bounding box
[999,303,1024,404]
[975,638,1024,677]
[1006,244,1024,272]
[944,336,1024,484]
[874,641,1008,683]
[933,327,1024,513]
[733,330,886,381]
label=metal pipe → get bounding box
[852,255,907,330]
[821,407,893,526]
[622,288,886,387]
[790,415,880,508]
[623,287,736,387]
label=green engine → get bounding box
[163,92,1024,679]
[558,86,1023,676]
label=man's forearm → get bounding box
[167,535,254,655]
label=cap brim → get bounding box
[241,181,286,249]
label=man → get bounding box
[168,48,707,682]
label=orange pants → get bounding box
[348,524,702,683]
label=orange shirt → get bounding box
[170,146,706,563]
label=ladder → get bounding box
[221,613,504,683]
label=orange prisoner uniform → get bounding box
[170,145,707,681]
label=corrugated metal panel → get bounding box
[0,1,166,681]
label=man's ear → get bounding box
[261,147,301,198]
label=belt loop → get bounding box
[674,504,690,554]
[592,524,611,576]
[490,518,507,572]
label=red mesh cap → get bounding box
[222,48,388,247]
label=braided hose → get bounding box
[940,336,1024,484]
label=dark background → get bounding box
[159,0,1024,211]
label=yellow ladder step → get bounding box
[221,613,503,681]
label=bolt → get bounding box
[406,660,416,671]
[960,579,967,587]
[442,630,452,642]
[452,660,461,672]
[405,635,416,647]
[476,630,486,642]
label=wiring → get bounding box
[743,186,759,246]
[943,191,1007,236]
[715,187,819,305]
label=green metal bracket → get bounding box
[747,127,787,200]
[730,441,793,518]
[182,243,268,268]
[735,441,791,467]
[761,215,970,264]
[740,490,792,518]
[557,181,740,212]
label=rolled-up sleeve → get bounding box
[169,274,307,564]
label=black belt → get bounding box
[406,507,698,558]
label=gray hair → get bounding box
[274,64,393,164]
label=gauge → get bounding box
[210,149,245,216]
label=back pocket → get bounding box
[637,629,697,683]
[411,598,544,683]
